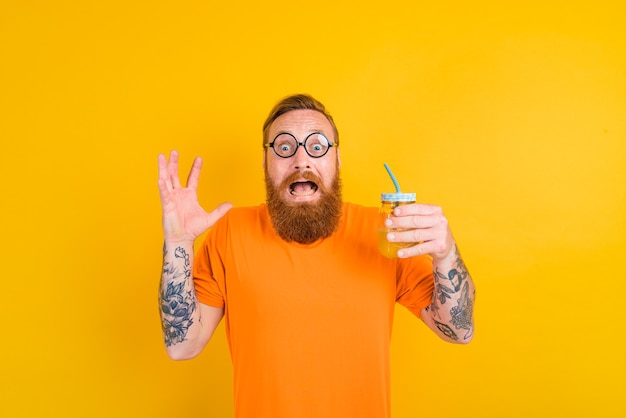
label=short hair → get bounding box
[262,94,339,147]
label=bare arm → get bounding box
[420,245,475,343]
[157,150,232,359]
[385,204,476,343]
[159,242,224,359]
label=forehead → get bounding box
[269,109,334,138]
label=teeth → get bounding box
[289,181,317,196]
[290,189,315,196]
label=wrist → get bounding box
[432,242,457,265]
[163,238,195,249]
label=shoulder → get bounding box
[337,202,379,237]
[342,202,378,220]
[210,204,271,237]
[225,204,266,218]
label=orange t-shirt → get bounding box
[194,202,433,418]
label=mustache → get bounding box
[280,171,325,191]
[265,170,343,244]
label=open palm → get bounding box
[158,150,232,243]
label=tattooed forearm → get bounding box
[450,281,473,340]
[430,247,468,319]
[429,246,475,341]
[159,246,197,347]
[434,319,458,341]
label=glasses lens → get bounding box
[272,133,298,157]
[305,133,330,157]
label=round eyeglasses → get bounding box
[265,132,337,158]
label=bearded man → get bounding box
[157,94,476,418]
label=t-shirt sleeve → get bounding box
[193,217,228,308]
[395,255,434,317]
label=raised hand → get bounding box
[157,150,232,244]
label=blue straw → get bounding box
[384,163,401,193]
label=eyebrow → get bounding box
[273,129,328,138]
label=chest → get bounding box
[222,230,396,328]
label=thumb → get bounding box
[205,202,233,227]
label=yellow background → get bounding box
[1,0,624,416]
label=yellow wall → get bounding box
[1,1,624,416]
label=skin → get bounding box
[386,204,476,343]
[157,151,229,359]
[263,109,341,202]
[157,109,475,360]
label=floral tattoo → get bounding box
[159,246,197,347]
[429,247,474,341]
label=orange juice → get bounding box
[378,193,416,258]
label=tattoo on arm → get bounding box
[450,281,473,340]
[159,246,197,347]
[434,319,458,341]
[429,246,474,340]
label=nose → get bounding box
[292,144,312,170]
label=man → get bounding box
[158,94,475,417]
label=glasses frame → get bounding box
[265,132,337,159]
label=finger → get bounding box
[157,177,173,207]
[387,213,444,230]
[158,153,177,196]
[205,202,234,227]
[393,203,442,217]
[158,153,171,189]
[397,240,442,259]
[186,156,203,190]
[167,150,182,189]
[157,153,167,177]
[387,227,438,244]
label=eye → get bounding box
[306,133,330,156]
[272,133,297,156]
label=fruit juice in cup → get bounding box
[378,163,416,258]
[378,192,416,258]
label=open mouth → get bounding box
[289,181,318,196]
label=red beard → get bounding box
[265,169,342,244]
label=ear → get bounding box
[336,147,341,169]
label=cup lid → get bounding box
[381,192,416,201]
